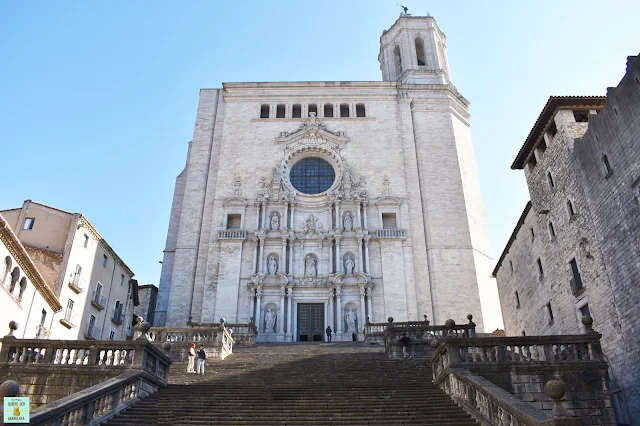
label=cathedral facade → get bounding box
[155,14,494,342]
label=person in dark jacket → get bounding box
[399,332,411,359]
[326,326,332,342]
[197,345,206,375]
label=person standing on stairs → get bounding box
[399,333,411,359]
[187,343,196,373]
[197,344,207,375]
[326,326,332,342]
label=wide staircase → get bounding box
[105,342,478,425]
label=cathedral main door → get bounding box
[297,304,324,341]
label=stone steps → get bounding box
[105,343,477,425]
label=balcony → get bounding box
[84,323,101,340]
[111,307,124,326]
[91,291,107,310]
[218,229,247,240]
[68,273,86,294]
[59,308,79,328]
[376,229,407,240]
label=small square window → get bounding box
[120,274,125,286]
[84,234,89,248]
[22,218,35,230]
[109,330,115,340]
[226,214,242,230]
[102,255,108,268]
[381,213,397,229]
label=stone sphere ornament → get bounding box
[387,317,394,324]
[0,380,19,397]
[5,321,18,338]
[162,342,172,352]
[444,319,456,329]
[544,380,566,401]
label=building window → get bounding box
[120,274,125,286]
[355,104,366,117]
[292,104,302,118]
[259,104,270,119]
[67,298,74,311]
[548,221,556,238]
[84,234,89,248]
[96,282,103,295]
[324,104,334,118]
[22,218,35,230]
[538,138,547,152]
[339,103,350,118]
[102,255,108,268]
[308,104,318,117]
[547,172,555,189]
[226,214,242,230]
[381,213,397,229]
[527,155,537,170]
[18,277,27,300]
[536,258,544,277]
[509,260,514,274]
[569,258,583,294]
[546,302,554,323]
[573,110,590,122]
[515,291,520,309]
[414,37,426,66]
[567,200,576,218]
[530,227,535,241]
[546,121,558,139]
[109,330,116,340]
[393,45,402,76]
[601,154,612,175]
[579,304,590,319]
[276,104,285,118]
[289,157,336,195]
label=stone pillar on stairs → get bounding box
[336,285,343,340]
[359,286,366,339]
[328,289,334,333]
[367,287,373,323]
[285,287,293,342]
[256,286,263,334]
[249,289,255,322]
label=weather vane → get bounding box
[399,4,408,14]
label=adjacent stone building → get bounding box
[492,55,640,424]
[156,13,499,342]
[0,214,62,338]
[0,200,137,341]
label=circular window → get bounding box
[289,157,336,195]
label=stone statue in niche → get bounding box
[265,309,276,333]
[304,255,317,276]
[268,255,278,276]
[271,213,280,230]
[345,257,355,275]
[343,212,353,230]
[345,309,357,335]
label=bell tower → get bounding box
[378,12,451,84]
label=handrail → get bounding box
[29,370,165,426]
[220,326,234,360]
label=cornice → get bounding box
[0,214,62,312]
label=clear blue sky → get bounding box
[1,1,639,287]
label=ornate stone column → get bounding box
[336,286,343,336]
[281,238,287,274]
[286,287,293,341]
[288,236,294,276]
[328,289,334,331]
[356,201,362,229]
[359,286,366,335]
[364,236,371,274]
[290,203,295,229]
[335,236,342,273]
[363,201,369,229]
[261,202,267,229]
[292,301,298,342]
[256,287,263,333]
[249,289,255,322]
[367,287,373,323]
[329,241,334,274]
[258,238,265,274]
[334,201,340,229]
[252,238,259,274]
[357,238,363,273]
[255,202,261,230]
[283,203,289,230]
[278,286,285,335]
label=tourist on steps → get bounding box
[197,344,207,375]
[399,333,411,359]
[326,326,332,342]
[187,343,196,373]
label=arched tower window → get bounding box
[9,267,20,294]
[415,37,426,66]
[18,277,27,300]
[0,257,10,288]
[393,45,402,77]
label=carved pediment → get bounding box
[276,115,348,147]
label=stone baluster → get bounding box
[249,290,255,321]
[286,287,293,338]
[363,201,368,229]
[359,286,366,334]
[364,236,371,273]
[336,286,343,335]
[288,237,294,276]
[256,287,263,333]
[261,202,267,229]
[356,201,362,229]
[278,287,285,334]
[335,236,342,273]
[252,238,259,274]
[255,202,261,230]
[281,238,287,274]
[258,238,265,274]
[367,287,373,322]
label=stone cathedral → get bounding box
[155,13,494,342]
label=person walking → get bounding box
[399,332,411,359]
[197,344,207,375]
[187,343,196,373]
[325,326,332,342]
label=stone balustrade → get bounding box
[217,229,247,240]
[375,229,407,239]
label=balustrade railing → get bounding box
[60,308,79,328]
[217,229,247,240]
[220,326,234,360]
[84,323,101,340]
[68,273,86,293]
[147,327,221,343]
[111,306,123,325]
[91,291,107,310]
[376,229,407,239]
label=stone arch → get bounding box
[343,252,356,275]
[269,210,281,230]
[266,253,280,276]
[414,35,426,66]
[393,44,402,77]
[263,302,279,333]
[303,253,318,276]
[0,256,11,288]
[18,277,27,300]
[9,267,20,294]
